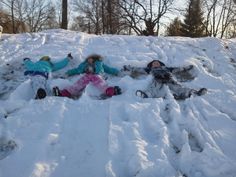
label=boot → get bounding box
[35,88,46,99]
[53,87,61,96]
[195,88,207,96]
[114,86,122,95]
[136,90,148,98]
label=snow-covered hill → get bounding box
[0,30,236,177]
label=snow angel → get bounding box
[23,53,73,99]
[52,54,122,99]
[134,60,207,100]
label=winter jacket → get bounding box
[24,57,70,73]
[150,66,175,83]
[66,60,119,76]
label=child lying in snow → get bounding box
[121,60,197,82]
[52,54,122,99]
[23,54,72,99]
[126,60,207,100]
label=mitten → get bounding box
[67,53,73,59]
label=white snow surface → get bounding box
[0,29,236,177]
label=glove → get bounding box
[67,53,73,59]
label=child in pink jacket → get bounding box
[53,54,121,99]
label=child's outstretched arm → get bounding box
[120,65,148,78]
[102,63,119,75]
[51,53,73,72]
[23,58,35,70]
[65,61,86,76]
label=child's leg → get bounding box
[90,75,122,97]
[30,75,47,98]
[168,82,193,99]
[64,74,91,97]
[90,75,109,93]
[144,79,166,98]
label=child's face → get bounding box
[152,61,161,68]
[87,58,94,64]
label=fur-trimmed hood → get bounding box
[85,54,103,62]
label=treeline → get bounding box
[0,0,235,38]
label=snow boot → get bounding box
[173,93,188,100]
[114,86,122,95]
[195,88,207,96]
[105,86,122,97]
[53,87,72,98]
[136,90,148,98]
[183,65,194,71]
[53,86,61,96]
[35,88,46,99]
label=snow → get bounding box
[0,29,236,177]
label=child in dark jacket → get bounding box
[23,54,72,99]
[122,60,196,82]
[133,60,207,100]
[53,54,122,99]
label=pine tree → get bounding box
[166,17,182,36]
[181,0,206,37]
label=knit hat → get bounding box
[40,56,51,61]
[147,60,165,69]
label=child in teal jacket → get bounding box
[23,54,72,99]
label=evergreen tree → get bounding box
[181,0,206,37]
[166,17,182,36]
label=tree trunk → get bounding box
[61,0,68,29]
[11,0,16,33]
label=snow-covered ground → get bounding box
[0,29,236,177]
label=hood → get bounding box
[85,54,103,62]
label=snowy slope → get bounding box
[0,30,236,177]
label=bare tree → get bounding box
[203,0,236,38]
[24,0,56,32]
[1,0,18,33]
[1,0,58,33]
[117,0,175,36]
[72,0,128,34]
[72,0,101,34]
[0,9,27,33]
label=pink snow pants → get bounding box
[64,74,109,97]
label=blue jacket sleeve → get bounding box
[51,57,70,72]
[23,60,35,70]
[103,63,119,75]
[66,62,86,76]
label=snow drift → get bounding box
[0,30,236,177]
